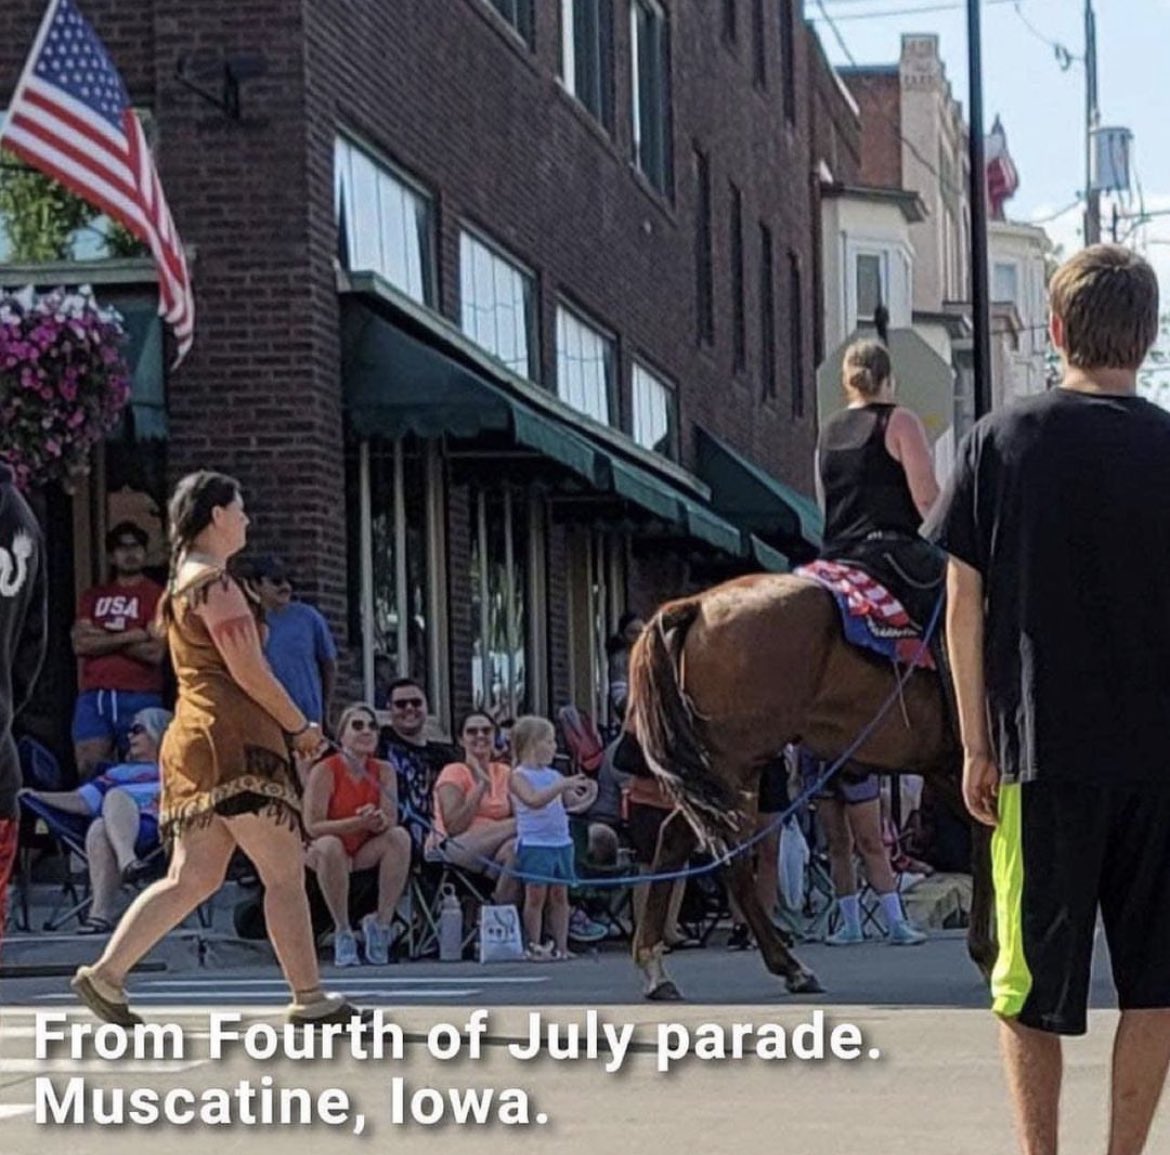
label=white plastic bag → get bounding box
[777,817,810,911]
[477,903,526,964]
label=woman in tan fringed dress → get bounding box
[72,470,366,1027]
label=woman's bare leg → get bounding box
[84,820,119,923]
[352,827,412,925]
[227,813,320,998]
[90,819,236,987]
[306,836,352,932]
[100,789,143,871]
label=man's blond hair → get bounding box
[1048,244,1159,370]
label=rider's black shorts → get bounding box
[992,780,1170,1035]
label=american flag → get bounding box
[0,0,194,363]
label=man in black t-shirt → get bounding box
[377,678,459,855]
[925,244,1170,1155]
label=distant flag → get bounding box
[0,0,195,364]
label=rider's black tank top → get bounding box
[818,403,922,550]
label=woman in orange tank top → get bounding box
[304,704,412,967]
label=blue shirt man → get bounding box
[247,556,337,726]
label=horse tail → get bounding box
[627,596,739,849]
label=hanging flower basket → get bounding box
[0,284,132,490]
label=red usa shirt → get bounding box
[77,578,164,694]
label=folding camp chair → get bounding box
[406,856,494,960]
[556,706,606,777]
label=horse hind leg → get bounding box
[634,811,698,1002]
[724,849,824,995]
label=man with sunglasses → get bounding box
[377,678,459,854]
[245,555,337,729]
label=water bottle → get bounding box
[438,884,463,962]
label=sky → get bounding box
[811,0,1170,397]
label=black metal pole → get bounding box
[967,0,993,419]
[1083,0,1101,245]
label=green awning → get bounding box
[748,535,790,573]
[680,498,746,556]
[341,303,598,483]
[695,426,822,551]
[602,457,682,523]
[116,299,166,440]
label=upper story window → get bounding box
[630,0,672,197]
[694,144,714,346]
[993,261,1019,305]
[487,0,535,46]
[730,181,746,373]
[0,108,150,264]
[335,135,434,305]
[460,230,538,380]
[632,361,678,459]
[560,0,614,130]
[778,1,797,123]
[752,0,767,87]
[759,222,776,398]
[556,303,614,425]
[788,249,804,419]
[854,251,886,328]
[722,0,738,45]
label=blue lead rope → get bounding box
[352,590,944,889]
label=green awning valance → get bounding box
[341,303,598,483]
[695,426,822,553]
[748,535,790,573]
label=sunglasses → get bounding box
[128,723,148,737]
[391,697,425,710]
[115,540,143,550]
[346,718,376,732]
[464,726,494,737]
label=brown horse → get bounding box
[625,571,994,1000]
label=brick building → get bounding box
[1,0,830,749]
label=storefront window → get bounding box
[347,440,429,706]
[469,486,528,720]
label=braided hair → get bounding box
[156,470,243,630]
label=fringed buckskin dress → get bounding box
[159,564,301,839]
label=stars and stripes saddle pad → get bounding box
[793,558,935,671]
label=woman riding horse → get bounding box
[817,338,943,630]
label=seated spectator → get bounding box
[508,716,590,961]
[304,704,412,967]
[20,707,172,933]
[427,712,521,906]
[377,678,459,854]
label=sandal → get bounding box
[71,965,142,1026]
[286,993,376,1027]
[120,859,151,885]
[77,916,113,935]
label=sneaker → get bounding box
[568,908,607,944]
[888,920,927,946]
[333,929,360,967]
[825,926,865,946]
[361,914,392,966]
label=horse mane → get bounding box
[626,596,741,851]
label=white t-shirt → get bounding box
[512,766,572,848]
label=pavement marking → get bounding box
[137,976,550,988]
[0,1105,35,1120]
[0,1060,208,1074]
[31,989,484,1003]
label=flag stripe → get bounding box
[10,109,138,202]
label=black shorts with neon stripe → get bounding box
[991,780,1170,1036]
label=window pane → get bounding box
[731,182,746,372]
[788,250,804,419]
[752,0,766,86]
[460,232,535,379]
[856,253,883,323]
[993,262,1018,303]
[723,0,737,43]
[779,0,796,122]
[760,223,775,397]
[694,145,714,345]
[335,137,432,305]
[489,0,533,45]
[632,0,670,195]
[632,363,675,458]
[556,306,612,424]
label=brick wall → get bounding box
[840,69,903,190]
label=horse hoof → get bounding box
[646,981,683,1002]
[786,972,824,995]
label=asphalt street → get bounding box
[1,929,1155,1155]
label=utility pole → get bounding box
[1084,0,1100,245]
[967,0,993,419]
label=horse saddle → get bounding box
[793,558,937,670]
